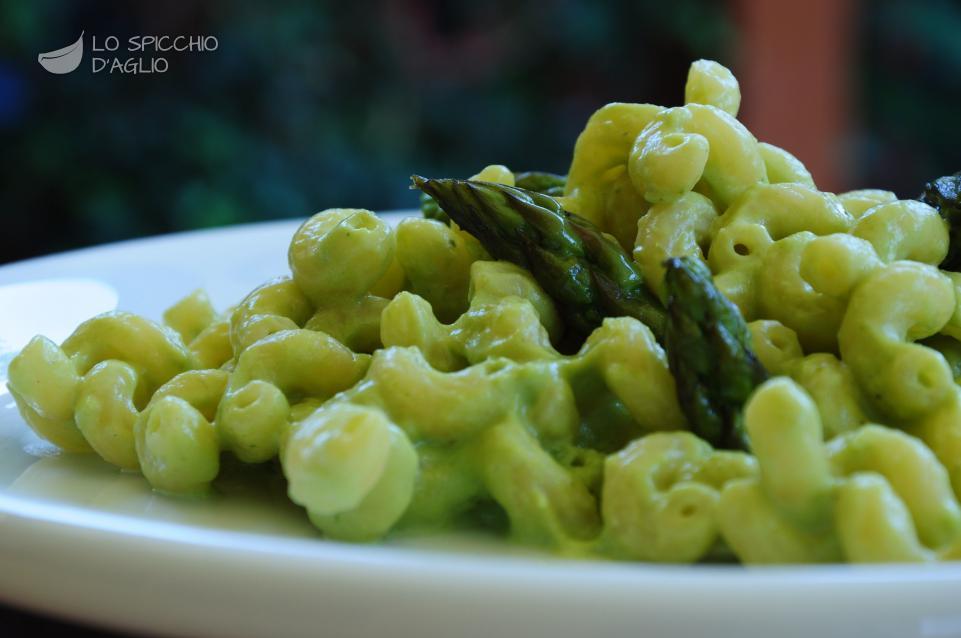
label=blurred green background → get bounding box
[0,0,959,264]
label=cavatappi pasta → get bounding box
[9,59,961,564]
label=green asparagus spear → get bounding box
[513,171,567,197]
[663,257,767,449]
[411,176,666,342]
[920,171,961,271]
[421,172,566,224]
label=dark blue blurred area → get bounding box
[0,0,734,263]
[0,0,959,264]
[859,0,961,196]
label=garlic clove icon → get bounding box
[38,32,84,74]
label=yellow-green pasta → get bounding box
[602,432,720,562]
[937,272,961,342]
[743,378,833,528]
[692,449,758,488]
[151,369,228,421]
[228,277,312,354]
[797,233,881,300]
[834,473,932,563]
[713,182,853,240]
[471,164,515,185]
[363,347,506,441]
[837,189,899,219]
[217,380,289,463]
[633,191,717,300]
[368,250,406,299]
[717,379,844,563]
[468,260,561,341]
[706,222,772,317]
[684,59,740,117]
[827,424,961,549]
[788,353,869,440]
[134,395,220,495]
[227,329,369,402]
[304,295,389,354]
[850,199,948,265]
[380,291,465,371]
[284,403,418,541]
[629,107,710,205]
[758,142,815,187]
[838,261,955,421]
[564,102,661,247]
[286,208,401,355]
[74,360,141,470]
[451,297,558,364]
[383,260,562,368]
[7,335,87,451]
[217,329,369,462]
[684,103,767,207]
[908,388,961,498]
[185,319,232,370]
[707,183,853,318]
[124,369,230,491]
[748,320,803,376]
[922,334,961,381]
[396,443,483,530]
[476,417,599,547]
[381,295,555,370]
[8,313,196,456]
[163,289,218,344]
[289,209,394,304]
[394,217,484,323]
[13,57,961,565]
[572,317,686,434]
[756,231,847,352]
[63,312,195,393]
[717,477,841,564]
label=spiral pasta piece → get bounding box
[838,261,955,422]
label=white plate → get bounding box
[2,215,961,638]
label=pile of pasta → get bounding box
[9,60,961,564]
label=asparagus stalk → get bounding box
[920,172,961,271]
[513,171,567,197]
[420,171,566,225]
[413,177,767,448]
[411,176,666,342]
[663,257,767,449]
